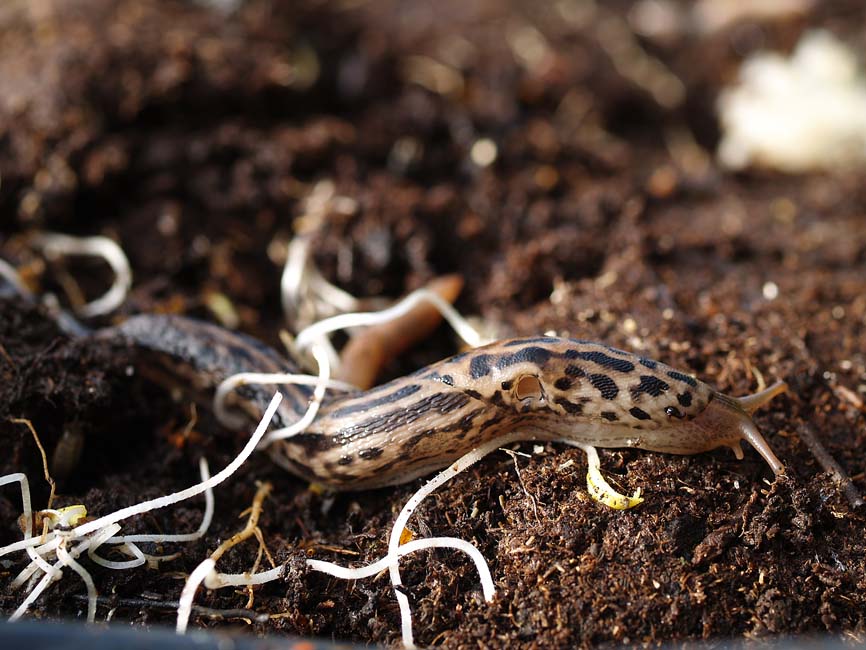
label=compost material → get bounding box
[1,0,864,647]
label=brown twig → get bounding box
[11,417,57,508]
[798,423,864,508]
[0,341,16,370]
[204,481,273,612]
[503,448,541,524]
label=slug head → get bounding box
[674,384,786,475]
[441,338,786,475]
[642,382,786,475]
[490,365,786,475]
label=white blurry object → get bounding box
[718,30,866,172]
[694,0,814,35]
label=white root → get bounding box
[32,232,132,317]
[105,458,214,544]
[307,535,494,599]
[280,234,359,331]
[176,558,217,634]
[214,371,354,431]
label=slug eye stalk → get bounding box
[714,380,788,475]
[735,380,789,416]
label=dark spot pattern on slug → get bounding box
[639,357,658,370]
[589,373,619,400]
[677,391,692,407]
[470,354,493,379]
[296,433,341,456]
[575,350,635,373]
[358,447,383,460]
[455,407,486,432]
[496,346,553,369]
[555,397,584,414]
[440,374,454,386]
[337,455,353,466]
[404,430,437,450]
[479,412,507,432]
[465,389,483,400]
[332,392,471,445]
[331,383,422,417]
[501,380,513,390]
[489,391,506,407]
[504,337,560,346]
[372,459,399,475]
[554,377,573,391]
[667,370,698,387]
[320,468,359,484]
[601,411,618,421]
[629,406,651,421]
[565,364,586,377]
[631,375,670,398]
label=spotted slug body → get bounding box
[105,316,785,490]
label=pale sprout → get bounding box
[280,233,359,334]
[279,180,359,333]
[31,232,132,317]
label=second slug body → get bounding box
[105,316,786,491]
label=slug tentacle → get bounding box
[705,390,785,475]
[735,380,788,415]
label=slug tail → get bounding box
[736,380,788,415]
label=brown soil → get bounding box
[1,0,865,647]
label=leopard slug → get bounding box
[103,316,786,490]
